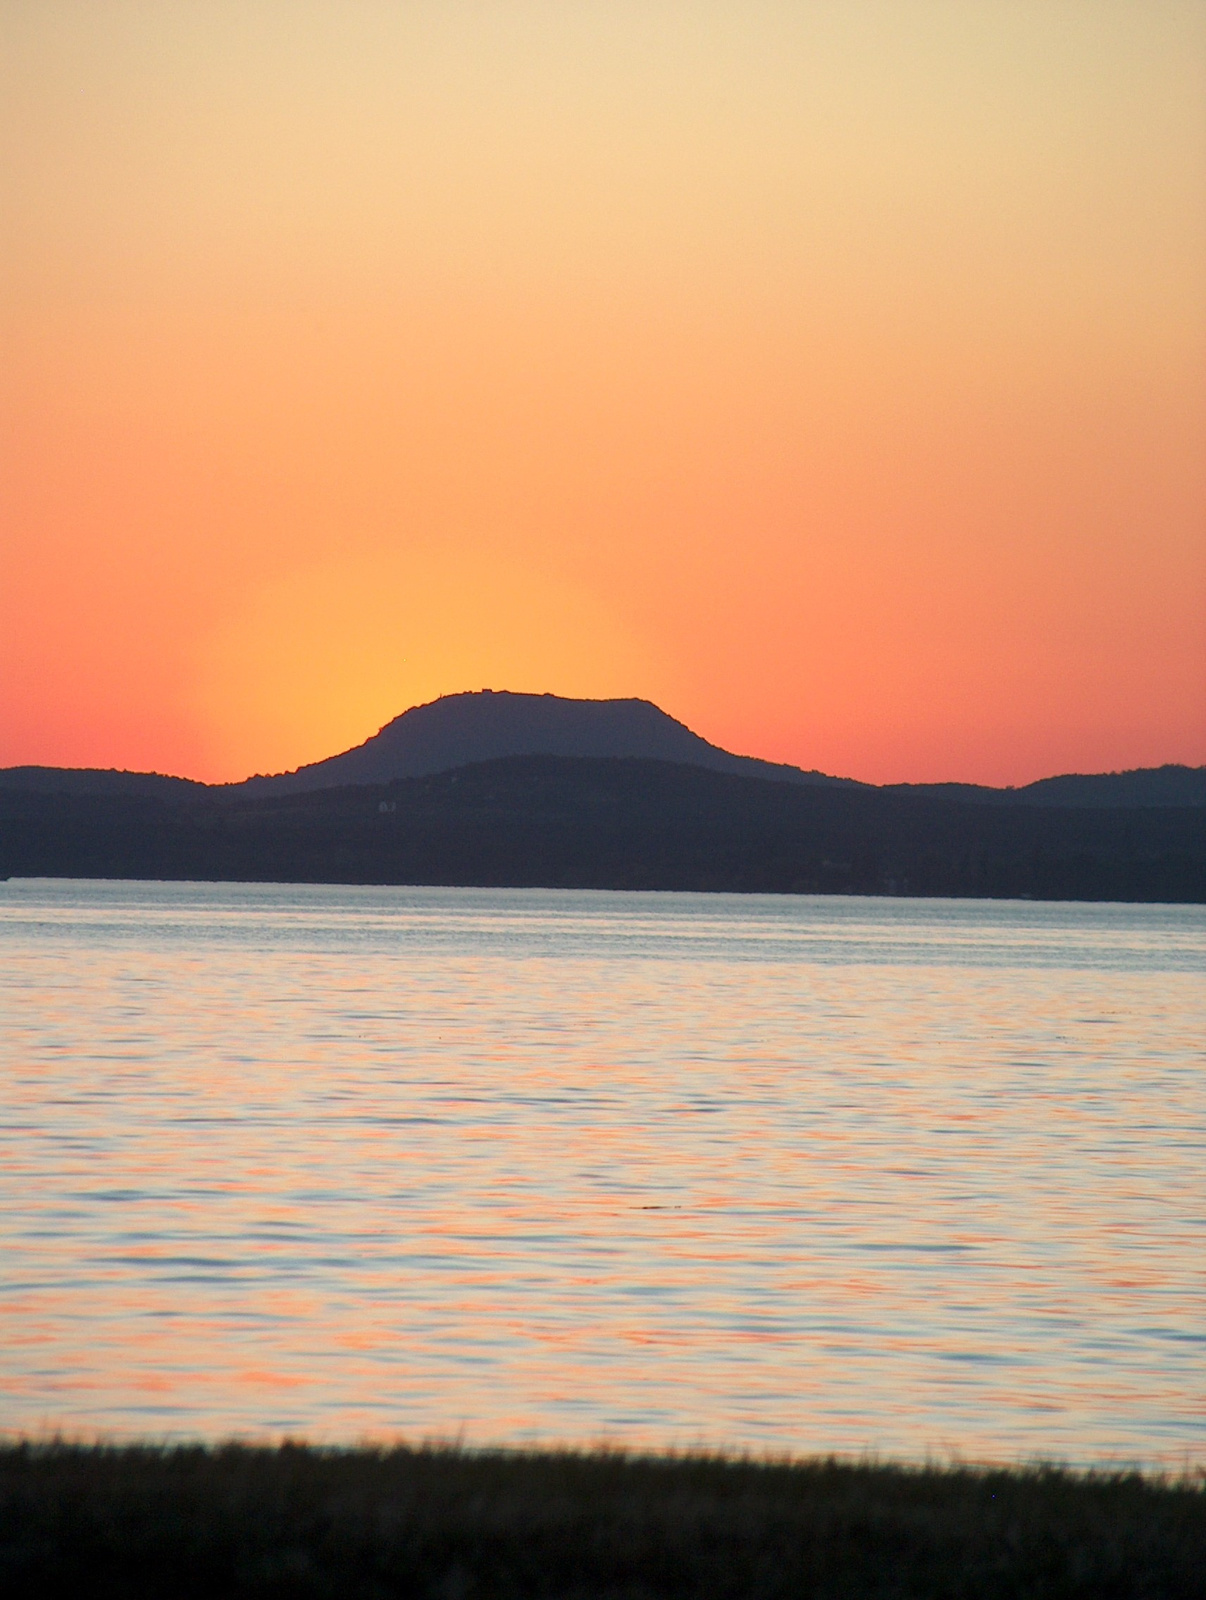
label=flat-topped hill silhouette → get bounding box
[234,690,850,796]
[1,690,1203,807]
[230,689,1206,806]
[5,692,1204,898]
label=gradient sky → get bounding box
[3,1,1204,784]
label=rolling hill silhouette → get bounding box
[1,690,1203,806]
[230,690,1206,807]
[4,691,1204,897]
[3,754,1204,900]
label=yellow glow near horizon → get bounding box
[2,1,1204,781]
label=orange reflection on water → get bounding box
[1,881,1203,1466]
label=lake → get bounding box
[1,879,1203,1467]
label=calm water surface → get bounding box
[1,879,1203,1465]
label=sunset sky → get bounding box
[2,1,1204,785]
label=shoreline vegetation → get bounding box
[2,1441,1203,1597]
[3,754,1205,901]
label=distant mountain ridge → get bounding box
[234,691,850,796]
[2,690,1204,807]
[0,767,207,801]
[890,767,1206,808]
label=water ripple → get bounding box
[1,879,1203,1466]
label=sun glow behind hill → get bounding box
[2,2,1204,784]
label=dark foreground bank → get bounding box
[2,1443,1203,1599]
[3,754,1205,899]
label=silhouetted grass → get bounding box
[1,1441,1203,1597]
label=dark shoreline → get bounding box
[4,754,1205,902]
[2,1441,1203,1597]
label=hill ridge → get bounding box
[2,690,1203,807]
[232,690,852,797]
[3,751,1204,900]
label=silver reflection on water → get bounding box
[1,879,1203,1465]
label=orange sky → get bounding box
[2,1,1204,784]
